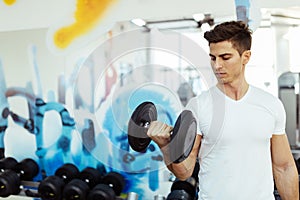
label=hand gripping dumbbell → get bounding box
[0,157,39,198]
[38,163,79,200]
[128,102,197,163]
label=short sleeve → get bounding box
[273,99,286,135]
[185,97,202,136]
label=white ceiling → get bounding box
[0,0,299,32]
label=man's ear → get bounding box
[242,50,251,65]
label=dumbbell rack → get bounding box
[0,157,137,200]
[1,181,134,199]
[7,183,131,200]
[12,181,40,198]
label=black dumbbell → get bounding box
[88,171,126,199]
[62,179,90,200]
[0,157,20,197]
[166,190,192,200]
[38,163,79,200]
[101,171,126,196]
[0,157,39,197]
[87,184,116,200]
[38,176,65,200]
[128,101,197,163]
[295,158,300,174]
[0,157,18,172]
[54,163,80,183]
[166,177,198,200]
[62,166,106,200]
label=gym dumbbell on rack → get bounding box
[38,163,79,200]
[0,158,134,199]
[88,171,126,199]
[39,163,128,200]
[153,159,199,200]
[0,157,39,198]
[128,102,197,163]
[63,169,126,200]
[166,177,198,200]
[61,166,105,200]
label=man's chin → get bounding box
[217,78,227,84]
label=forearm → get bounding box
[166,152,198,180]
[162,135,201,180]
[147,120,202,180]
[273,163,299,200]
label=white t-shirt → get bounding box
[186,85,286,200]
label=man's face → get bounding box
[208,40,250,85]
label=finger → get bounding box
[147,121,163,136]
[157,125,172,137]
[147,121,170,137]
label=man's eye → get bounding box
[210,57,216,61]
[222,56,230,60]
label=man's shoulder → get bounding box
[250,85,277,99]
[249,85,283,107]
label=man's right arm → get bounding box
[147,120,202,181]
[167,134,202,180]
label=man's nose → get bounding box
[213,59,222,70]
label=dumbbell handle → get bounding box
[154,194,166,200]
[140,120,151,129]
[129,118,172,139]
[21,181,41,198]
[127,192,139,200]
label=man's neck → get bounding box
[217,80,249,101]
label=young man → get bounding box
[147,21,299,199]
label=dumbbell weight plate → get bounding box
[169,110,196,163]
[79,167,103,188]
[296,158,300,174]
[166,189,192,200]
[0,170,21,197]
[170,177,197,199]
[87,183,116,200]
[62,179,90,200]
[14,158,39,181]
[128,102,157,152]
[0,157,18,171]
[101,171,125,196]
[55,163,79,183]
[38,175,65,200]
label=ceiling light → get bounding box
[131,18,146,27]
[193,13,205,21]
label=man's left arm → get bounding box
[271,134,299,200]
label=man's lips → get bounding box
[215,72,227,77]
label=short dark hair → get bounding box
[204,21,252,55]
